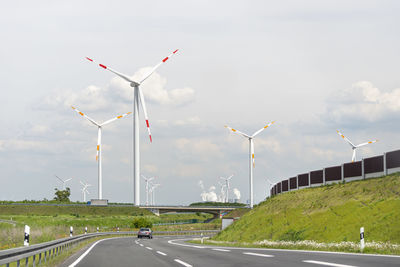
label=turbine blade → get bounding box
[336,130,356,148]
[139,49,179,84]
[224,125,250,138]
[138,88,152,142]
[85,57,136,84]
[356,140,378,147]
[252,121,276,137]
[71,106,100,126]
[80,181,85,186]
[251,140,255,168]
[96,130,101,161]
[101,112,132,126]
[65,178,72,182]
[227,175,234,180]
[55,175,64,183]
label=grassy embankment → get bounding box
[202,173,400,254]
[0,204,218,250]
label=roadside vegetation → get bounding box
[209,173,400,255]
[0,204,218,250]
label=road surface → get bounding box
[61,235,400,267]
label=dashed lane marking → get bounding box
[302,260,358,267]
[212,248,231,252]
[146,247,153,250]
[139,244,144,247]
[174,259,193,267]
[243,252,274,258]
[157,251,167,256]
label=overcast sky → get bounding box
[1,0,399,205]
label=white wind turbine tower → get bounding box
[336,130,378,162]
[218,181,226,203]
[55,175,72,190]
[220,175,234,203]
[80,181,91,202]
[71,106,131,200]
[149,183,160,206]
[142,175,154,206]
[225,121,275,208]
[85,49,179,206]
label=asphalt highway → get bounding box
[61,235,400,267]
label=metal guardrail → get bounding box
[0,230,220,266]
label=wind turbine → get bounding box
[149,183,160,206]
[225,121,275,208]
[336,130,378,162]
[80,181,91,202]
[142,175,154,206]
[85,49,179,206]
[218,181,226,203]
[71,106,131,200]
[55,175,72,190]
[220,175,234,203]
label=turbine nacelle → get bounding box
[130,82,140,87]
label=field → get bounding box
[0,204,217,250]
[212,173,400,254]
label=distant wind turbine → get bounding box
[149,183,160,206]
[55,175,72,190]
[220,175,234,203]
[80,181,91,202]
[225,121,275,208]
[85,49,179,206]
[71,106,131,199]
[336,130,378,162]
[142,175,154,206]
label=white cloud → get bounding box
[175,138,222,159]
[327,81,400,123]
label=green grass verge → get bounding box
[213,173,400,253]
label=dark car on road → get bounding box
[137,228,152,239]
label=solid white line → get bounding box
[169,238,400,259]
[303,260,358,267]
[157,251,167,256]
[212,248,231,252]
[68,237,121,267]
[146,247,153,250]
[174,259,193,267]
[243,252,274,258]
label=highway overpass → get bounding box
[139,205,239,217]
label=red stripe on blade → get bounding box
[86,57,93,62]
[99,64,107,69]
[146,120,150,127]
[149,135,152,143]
[162,57,169,62]
[173,49,178,53]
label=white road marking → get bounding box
[168,239,205,248]
[146,247,153,250]
[174,259,193,267]
[139,244,144,247]
[303,260,358,267]
[212,248,231,252]
[68,237,122,267]
[157,251,167,256]
[243,252,274,258]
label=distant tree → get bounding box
[54,187,71,202]
[131,217,153,229]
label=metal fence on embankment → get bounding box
[270,149,400,196]
[0,230,220,267]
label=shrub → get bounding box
[131,217,153,229]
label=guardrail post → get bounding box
[17,260,20,267]
[45,250,47,262]
[25,257,28,266]
[33,254,36,267]
[39,252,42,265]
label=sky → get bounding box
[0,0,399,205]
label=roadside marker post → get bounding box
[85,226,87,234]
[360,227,365,251]
[97,227,99,233]
[24,225,30,246]
[70,226,73,237]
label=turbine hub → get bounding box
[130,82,140,87]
